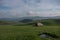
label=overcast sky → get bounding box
[0,0,60,18]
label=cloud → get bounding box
[28,0,60,17]
[0,0,60,18]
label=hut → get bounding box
[34,22,43,27]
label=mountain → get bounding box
[0,18,18,21]
[0,16,60,21]
[54,16,60,18]
[17,16,49,20]
[0,16,48,21]
[49,16,60,19]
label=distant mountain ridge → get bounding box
[49,16,60,19]
[0,16,60,21]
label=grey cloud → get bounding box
[0,0,60,18]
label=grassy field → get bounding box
[0,25,60,40]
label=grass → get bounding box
[0,25,60,40]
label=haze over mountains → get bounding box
[0,16,60,21]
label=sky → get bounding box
[0,0,60,18]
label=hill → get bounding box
[39,19,60,26]
[0,16,60,21]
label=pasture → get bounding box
[0,25,60,40]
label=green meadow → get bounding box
[0,19,60,40]
[0,25,60,40]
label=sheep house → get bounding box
[34,22,43,27]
